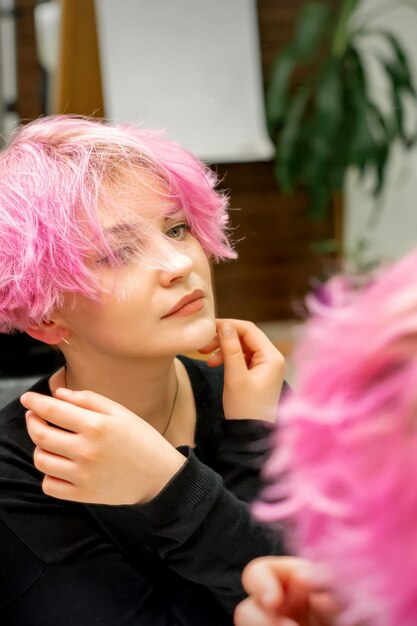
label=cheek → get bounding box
[194,248,213,289]
[63,285,146,337]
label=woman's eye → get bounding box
[166,222,190,240]
[97,246,136,266]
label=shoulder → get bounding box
[0,374,51,458]
[0,373,91,566]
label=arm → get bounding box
[21,385,283,613]
[200,319,286,501]
[127,446,284,613]
[0,498,204,626]
[0,523,234,626]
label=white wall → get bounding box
[345,0,417,265]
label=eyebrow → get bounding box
[103,212,182,238]
[104,223,138,238]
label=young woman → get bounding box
[0,115,285,625]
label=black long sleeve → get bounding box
[127,447,283,613]
[0,359,285,625]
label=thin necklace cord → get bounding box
[63,366,179,436]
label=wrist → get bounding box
[142,448,187,504]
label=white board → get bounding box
[94,0,274,163]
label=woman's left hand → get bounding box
[199,319,285,422]
[21,389,186,505]
[234,557,338,626]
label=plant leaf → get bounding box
[344,46,378,173]
[266,46,297,135]
[372,30,416,95]
[266,1,333,137]
[310,238,341,254]
[332,0,361,57]
[292,2,333,59]
[360,29,417,147]
[366,101,392,195]
[381,59,408,142]
[301,58,343,212]
[275,84,311,193]
[307,58,343,169]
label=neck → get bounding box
[62,353,180,434]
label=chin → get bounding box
[176,316,217,353]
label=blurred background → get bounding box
[0,0,416,401]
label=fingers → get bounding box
[199,320,245,367]
[217,320,248,373]
[242,557,289,608]
[234,597,297,626]
[21,392,89,432]
[309,591,343,625]
[26,410,81,487]
[199,319,285,376]
[206,350,223,368]
[206,319,284,370]
[200,322,248,370]
[33,445,75,483]
[25,410,78,458]
[198,335,220,355]
[242,557,314,609]
[53,387,132,419]
[21,389,133,434]
[198,334,223,368]
[241,558,336,626]
[41,475,81,501]
[221,319,283,369]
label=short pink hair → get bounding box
[256,249,417,626]
[0,115,235,333]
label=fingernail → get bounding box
[56,387,72,396]
[20,393,28,405]
[220,322,234,336]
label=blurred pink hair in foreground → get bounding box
[256,249,417,626]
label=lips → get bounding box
[162,289,205,318]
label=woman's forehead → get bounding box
[99,171,179,228]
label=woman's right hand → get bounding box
[199,319,286,422]
[21,389,186,506]
[234,557,338,626]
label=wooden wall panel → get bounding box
[54,0,104,116]
[213,162,333,320]
[15,0,43,120]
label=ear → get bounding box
[25,320,70,346]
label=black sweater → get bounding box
[0,356,284,625]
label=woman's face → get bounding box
[56,177,216,360]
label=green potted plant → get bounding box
[266,0,417,228]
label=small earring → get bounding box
[61,337,71,346]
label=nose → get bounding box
[158,248,193,287]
